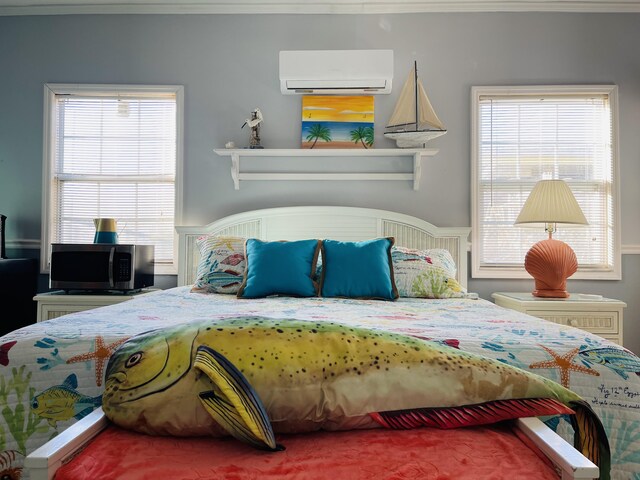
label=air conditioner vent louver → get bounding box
[279,50,393,95]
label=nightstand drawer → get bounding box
[527,310,619,335]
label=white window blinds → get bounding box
[44,86,181,272]
[471,86,620,279]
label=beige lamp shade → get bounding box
[515,180,588,226]
[515,180,587,298]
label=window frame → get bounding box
[41,83,184,275]
[470,84,621,280]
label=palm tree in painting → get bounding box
[306,124,332,149]
[350,126,374,149]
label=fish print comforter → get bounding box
[0,286,638,479]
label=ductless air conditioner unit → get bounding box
[279,49,393,95]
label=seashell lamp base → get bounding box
[524,238,578,298]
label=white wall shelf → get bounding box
[213,148,439,191]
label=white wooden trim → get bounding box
[214,148,438,191]
[2,1,640,16]
[176,206,471,289]
[11,239,640,254]
[25,411,598,480]
[25,408,108,480]
[40,84,55,274]
[5,239,41,249]
[173,85,185,276]
[516,417,599,479]
[622,244,640,254]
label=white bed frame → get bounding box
[25,408,598,480]
[25,207,599,479]
[176,206,472,288]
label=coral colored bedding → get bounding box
[55,423,559,480]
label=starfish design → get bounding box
[529,345,600,388]
[66,336,128,386]
[211,236,238,250]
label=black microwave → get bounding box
[50,244,154,292]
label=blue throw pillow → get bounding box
[320,238,398,300]
[237,239,321,298]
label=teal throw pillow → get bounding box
[320,238,398,300]
[237,239,321,298]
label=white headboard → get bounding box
[176,206,471,289]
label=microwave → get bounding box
[50,244,154,292]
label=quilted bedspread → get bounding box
[0,287,639,479]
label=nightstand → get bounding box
[33,289,159,322]
[491,292,626,346]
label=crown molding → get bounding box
[1,0,640,16]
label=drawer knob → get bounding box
[569,319,578,327]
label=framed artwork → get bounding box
[301,95,374,149]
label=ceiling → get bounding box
[1,0,640,15]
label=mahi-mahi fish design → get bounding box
[103,317,610,479]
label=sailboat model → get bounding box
[384,61,447,148]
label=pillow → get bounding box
[191,235,246,294]
[237,239,321,298]
[320,238,398,300]
[391,246,466,298]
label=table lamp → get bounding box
[514,180,588,298]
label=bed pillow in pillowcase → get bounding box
[237,238,321,298]
[191,235,246,294]
[321,237,398,301]
[391,246,466,298]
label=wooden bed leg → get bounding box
[515,417,599,480]
[25,407,108,480]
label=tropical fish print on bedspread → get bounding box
[102,317,611,479]
[0,286,638,479]
[30,374,102,428]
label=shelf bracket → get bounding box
[230,153,240,190]
[413,153,422,191]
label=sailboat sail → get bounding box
[385,63,446,147]
[417,80,445,131]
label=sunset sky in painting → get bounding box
[302,95,375,123]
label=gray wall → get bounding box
[1,13,638,351]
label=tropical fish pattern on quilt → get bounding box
[0,286,637,478]
[30,373,102,428]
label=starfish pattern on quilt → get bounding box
[529,345,600,388]
[66,336,128,386]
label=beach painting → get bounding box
[301,95,374,149]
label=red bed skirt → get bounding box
[55,422,560,480]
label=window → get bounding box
[471,85,620,279]
[42,84,183,275]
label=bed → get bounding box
[0,206,635,479]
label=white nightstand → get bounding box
[492,292,626,346]
[34,289,159,322]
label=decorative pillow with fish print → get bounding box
[391,246,466,298]
[191,235,246,294]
